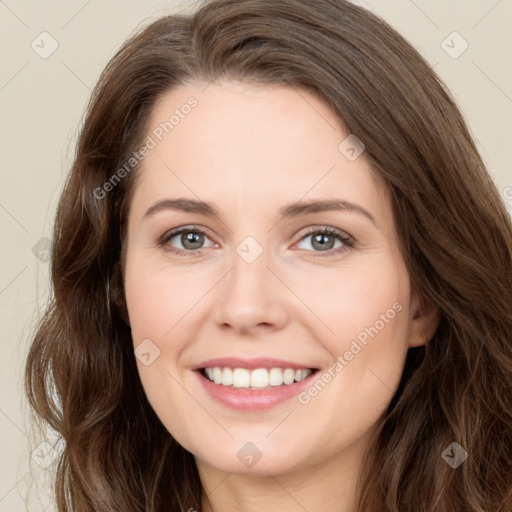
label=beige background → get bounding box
[1,0,511,510]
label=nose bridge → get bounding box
[213,234,288,332]
[227,235,272,301]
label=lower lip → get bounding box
[194,370,317,411]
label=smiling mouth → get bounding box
[199,366,319,389]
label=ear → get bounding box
[408,291,440,347]
[110,261,130,326]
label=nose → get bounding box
[213,245,290,336]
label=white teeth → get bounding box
[269,368,283,386]
[213,367,222,384]
[232,368,250,388]
[250,368,269,388]
[283,368,295,385]
[203,367,313,388]
[222,367,233,386]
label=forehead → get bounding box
[129,80,388,224]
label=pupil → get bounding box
[183,231,203,249]
[313,233,333,251]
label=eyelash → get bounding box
[158,225,355,258]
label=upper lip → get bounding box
[191,357,319,371]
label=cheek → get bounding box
[295,254,411,408]
[125,271,172,339]
[124,254,209,343]
[123,255,201,444]
[294,253,409,350]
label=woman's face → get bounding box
[123,80,438,477]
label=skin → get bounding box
[122,80,440,511]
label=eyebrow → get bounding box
[143,197,378,227]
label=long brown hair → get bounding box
[25,0,512,510]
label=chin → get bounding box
[190,436,311,477]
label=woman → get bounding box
[25,0,512,510]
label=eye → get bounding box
[294,227,355,257]
[158,225,355,257]
[158,226,216,256]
